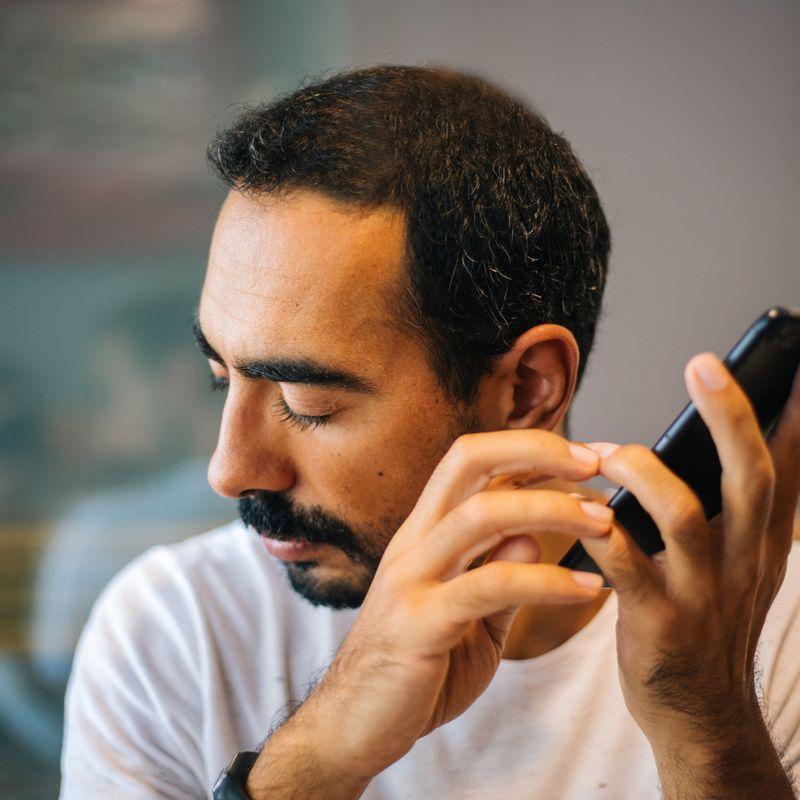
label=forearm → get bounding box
[246,698,373,800]
[652,710,797,800]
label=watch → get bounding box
[212,750,260,799]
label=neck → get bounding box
[500,478,612,661]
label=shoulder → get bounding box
[65,520,267,689]
[76,520,304,659]
[757,540,800,774]
[86,521,261,623]
[758,539,800,694]
[68,519,360,707]
[61,521,259,796]
[61,521,323,797]
[761,539,800,643]
[100,520,278,602]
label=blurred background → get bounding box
[1,1,798,796]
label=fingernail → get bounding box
[692,352,728,390]
[585,442,621,459]
[580,500,614,524]
[568,491,591,501]
[568,443,599,466]
[571,571,605,589]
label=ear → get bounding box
[494,325,580,432]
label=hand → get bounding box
[580,353,800,795]
[294,431,614,783]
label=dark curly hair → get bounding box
[207,65,610,431]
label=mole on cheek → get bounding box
[377,471,384,477]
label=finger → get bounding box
[685,352,775,570]
[403,489,614,581]
[398,430,601,548]
[476,535,542,635]
[434,561,605,636]
[581,518,663,604]
[585,442,711,599]
[483,534,541,566]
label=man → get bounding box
[61,66,800,799]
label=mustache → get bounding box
[238,492,367,563]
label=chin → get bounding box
[283,560,373,609]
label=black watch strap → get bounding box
[212,750,260,799]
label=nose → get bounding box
[207,385,295,499]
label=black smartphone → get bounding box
[559,306,800,586]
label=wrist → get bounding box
[649,705,795,800]
[644,687,761,756]
[246,698,375,800]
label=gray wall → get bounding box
[349,0,800,452]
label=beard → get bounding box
[238,490,390,609]
[238,404,482,609]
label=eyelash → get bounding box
[209,375,332,431]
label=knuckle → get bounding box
[728,403,750,428]
[727,395,757,428]
[669,497,706,539]
[524,427,554,446]
[562,494,600,528]
[607,443,650,476]
[758,456,777,492]
[561,491,586,514]
[619,443,652,464]
[459,492,495,528]
[447,433,476,467]
[619,564,654,603]
[601,534,650,600]
[605,530,631,564]
[374,548,417,588]
[738,454,776,504]
[390,589,438,635]
[599,443,651,484]
[750,445,773,474]
[607,561,647,601]
[460,573,493,608]
[475,562,506,594]
[534,491,580,526]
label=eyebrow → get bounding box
[192,321,379,395]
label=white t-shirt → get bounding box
[61,521,800,799]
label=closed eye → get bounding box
[272,396,332,431]
[208,374,332,431]
[210,374,229,393]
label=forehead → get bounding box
[200,189,408,364]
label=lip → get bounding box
[262,537,324,562]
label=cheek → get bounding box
[299,404,457,523]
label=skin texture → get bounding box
[199,188,605,652]
[581,359,800,799]
[199,189,799,799]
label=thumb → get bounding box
[480,534,540,639]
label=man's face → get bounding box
[198,189,479,608]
